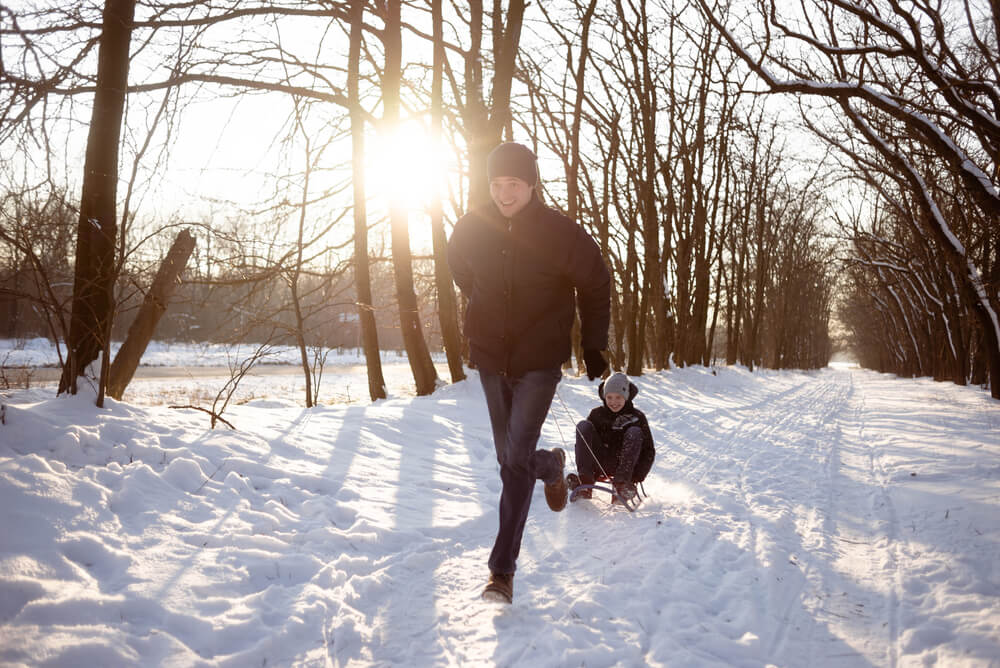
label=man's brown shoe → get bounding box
[544,448,568,511]
[482,572,514,604]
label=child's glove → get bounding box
[583,349,608,380]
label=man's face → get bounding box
[490,177,534,218]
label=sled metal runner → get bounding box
[569,482,642,512]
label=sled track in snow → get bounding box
[659,370,905,666]
[846,371,902,667]
[727,374,851,663]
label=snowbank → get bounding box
[1,364,998,666]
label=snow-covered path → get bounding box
[1,364,998,666]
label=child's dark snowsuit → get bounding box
[575,378,655,485]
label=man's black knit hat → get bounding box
[487,142,538,186]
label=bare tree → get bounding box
[429,0,465,384]
[170,340,277,430]
[59,0,138,405]
[382,0,438,396]
[348,0,387,401]
[107,228,195,400]
[699,0,1000,396]
[454,0,527,210]
[0,188,75,350]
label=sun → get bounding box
[366,120,446,213]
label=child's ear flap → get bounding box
[628,382,638,401]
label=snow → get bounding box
[1,338,417,369]
[1,345,999,666]
[1,339,442,406]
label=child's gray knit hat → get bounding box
[603,372,630,398]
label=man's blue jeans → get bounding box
[479,366,563,575]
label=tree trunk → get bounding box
[706,259,724,366]
[565,0,598,374]
[291,277,312,406]
[290,122,314,407]
[566,0,598,223]
[430,0,465,384]
[463,0,526,211]
[617,0,661,375]
[603,118,625,369]
[384,0,438,395]
[107,228,195,400]
[488,0,526,145]
[59,0,137,403]
[349,0,386,401]
[464,0,491,211]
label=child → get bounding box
[568,372,655,503]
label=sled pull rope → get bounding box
[554,386,612,481]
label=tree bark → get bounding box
[59,0,137,403]
[107,228,195,400]
[384,0,438,396]
[349,0,386,401]
[616,0,662,375]
[565,0,598,223]
[290,129,314,407]
[430,0,465,384]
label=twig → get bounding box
[168,404,236,429]
[194,456,231,493]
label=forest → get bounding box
[1,0,997,402]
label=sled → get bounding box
[567,474,642,512]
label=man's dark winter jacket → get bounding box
[585,378,655,482]
[447,194,610,377]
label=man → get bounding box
[447,141,611,604]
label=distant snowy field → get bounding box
[1,340,998,666]
[0,338,450,406]
[0,337,402,369]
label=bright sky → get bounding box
[150,88,453,256]
[2,2,462,260]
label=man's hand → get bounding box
[583,349,608,380]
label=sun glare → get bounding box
[366,121,446,213]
